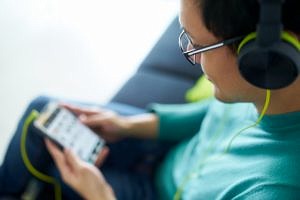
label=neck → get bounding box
[254,79,300,115]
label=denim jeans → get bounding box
[0,96,173,200]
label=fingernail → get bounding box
[79,114,87,122]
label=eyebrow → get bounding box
[179,20,205,47]
[182,28,196,41]
[179,26,193,39]
[182,28,203,47]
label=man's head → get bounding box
[179,0,300,104]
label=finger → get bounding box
[95,147,109,167]
[45,139,72,177]
[100,134,122,143]
[59,103,100,116]
[45,139,63,159]
[64,148,82,171]
[80,114,108,127]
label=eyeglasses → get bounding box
[178,30,244,65]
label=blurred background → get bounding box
[0,0,179,163]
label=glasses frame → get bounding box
[179,30,245,65]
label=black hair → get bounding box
[196,0,300,51]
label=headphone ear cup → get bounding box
[238,33,300,89]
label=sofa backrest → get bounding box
[110,16,203,108]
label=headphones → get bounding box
[237,0,300,89]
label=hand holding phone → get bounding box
[34,102,105,164]
[45,139,114,200]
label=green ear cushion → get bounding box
[237,31,300,53]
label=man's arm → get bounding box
[148,99,212,141]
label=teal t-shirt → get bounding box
[151,99,300,199]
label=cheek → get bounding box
[200,50,239,83]
[195,54,207,72]
[196,54,216,78]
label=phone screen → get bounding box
[34,102,105,164]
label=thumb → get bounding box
[60,103,100,116]
[80,114,107,128]
[64,148,82,171]
[95,147,109,167]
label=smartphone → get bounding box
[34,102,105,164]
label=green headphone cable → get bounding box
[225,90,271,153]
[173,89,271,200]
[20,110,62,200]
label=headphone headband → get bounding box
[257,0,283,46]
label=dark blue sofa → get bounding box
[110,16,203,108]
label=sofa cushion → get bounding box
[111,71,197,108]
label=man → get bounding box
[3,0,300,199]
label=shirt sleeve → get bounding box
[148,98,212,141]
